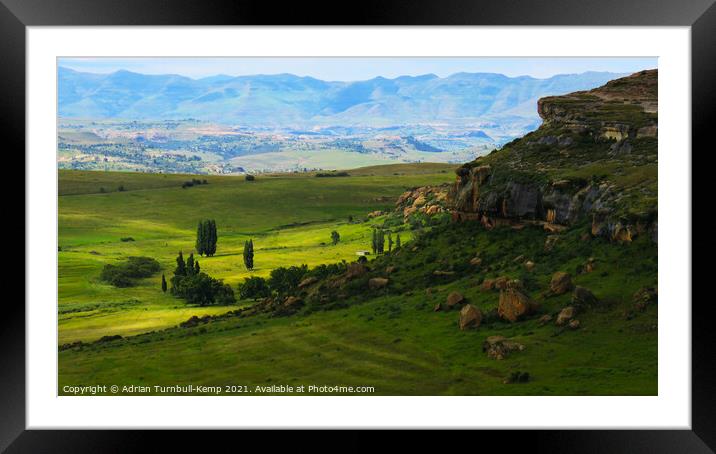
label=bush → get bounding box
[175,272,235,306]
[268,265,308,296]
[120,237,135,242]
[238,276,271,300]
[99,256,160,287]
[245,174,255,181]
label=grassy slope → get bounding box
[58,166,454,343]
[59,220,657,396]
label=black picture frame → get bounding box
[4,0,712,451]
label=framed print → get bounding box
[5,0,713,450]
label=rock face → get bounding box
[345,263,366,280]
[447,70,657,244]
[446,291,465,309]
[498,288,538,322]
[482,336,525,360]
[549,272,573,295]
[368,277,389,290]
[458,304,482,330]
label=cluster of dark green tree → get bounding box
[167,251,235,306]
[238,262,347,300]
[371,229,399,255]
[182,178,208,189]
[243,239,254,270]
[100,256,160,287]
[195,219,218,256]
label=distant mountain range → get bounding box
[58,67,630,127]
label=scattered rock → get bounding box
[298,276,318,289]
[433,302,442,312]
[584,258,596,273]
[446,291,465,309]
[433,270,456,276]
[470,257,483,266]
[524,260,535,271]
[482,336,525,360]
[498,288,539,322]
[367,210,384,218]
[283,296,303,308]
[385,265,397,274]
[537,314,553,326]
[503,371,531,384]
[572,286,598,307]
[345,263,367,280]
[481,279,495,291]
[549,272,573,295]
[458,304,482,330]
[494,276,510,290]
[633,286,657,312]
[556,306,576,326]
[544,235,560,252]
[568,319,581,329]
[368,277,389,290]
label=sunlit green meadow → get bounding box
[58,165,454,344]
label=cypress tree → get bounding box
[195,221,205,256]
[388,232,393,252]
[371,229,377,254]
[396,234,401,249]
[206,219,217,256]
[187,253,195,275]
[194,260,200,274]
[161,274,167,292]
[243,239,254,270]
[175,251,187,276]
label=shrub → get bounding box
[268,265,308,296]
[238,276,271,300]
[175,272,235,306]
[99,256,160,287]
[245,174,256,181]
[120,237,135,242]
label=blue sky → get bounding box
[58,57,657,81]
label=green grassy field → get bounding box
[58,165,454,344]
[58,164,656,396]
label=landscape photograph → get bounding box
[57,57,658,396]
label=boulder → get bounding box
[446,291,465,309]
[482,336,525,360]
[433,303,442,312]
[572,286,598,307]
[458,304,482,330]
[283,296,303,308]
[537,314,553,326]
[549,272,573,295]
[368,277,389,290]
[367,210,384,218]
[568,319,581,329]
[345,262,367,280]
[470,257,483,266]
[481,279,495,291]
[556,306,576,326]
[524,261,535,271]
[544,235,560,252]
[498,288,538,322]
[298,276,318,289]
[494,276,510,290]
[633,286,657,311]
[425,205,441,215]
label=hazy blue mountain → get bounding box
[58,67,629,127]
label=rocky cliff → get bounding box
[448,69,658,243]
